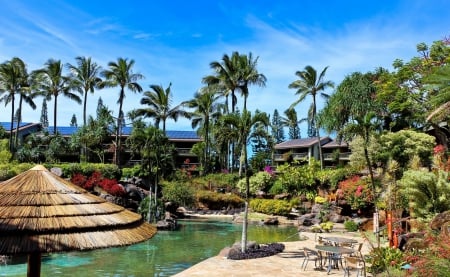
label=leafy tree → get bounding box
[134,83,188,131]
[221,109,269,253]
[236,52,267,111]
[280,108,300,139]
[67,56,102,126]
[271,109,284,143]
[126,123,175,222]
[184,86,224,173]
[70,114,78,127]
[289,65,334,168]
[101,58,143,165]
[40,99,49,128]
[0,57,29,152]
[33,59,81,134]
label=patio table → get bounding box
[315,245,355,274]
[322,236,358,247]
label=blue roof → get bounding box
[46,126,80,136]
[0,122,32,130]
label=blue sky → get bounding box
[0,0,449,135]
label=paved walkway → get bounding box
[173,232,374,277]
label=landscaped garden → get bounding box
[1,38,450,276]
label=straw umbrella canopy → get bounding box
[0,165,157,277]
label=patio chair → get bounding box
[302,247,322,270]
[343,254,366,277]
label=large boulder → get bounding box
[430,210,450,230]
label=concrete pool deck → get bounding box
[173,232,374,277]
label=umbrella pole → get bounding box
[27,253,41,277]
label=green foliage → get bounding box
[45,163,121,180]
[317,166,359,189]
[205,173,240,190]
[249,199,293,216]
[377,130,435,170]
[121,165,144,179]
[320,221,334,232]
[196,190,244,210]
[161,180,196,208]
[0,162,34,181]
[343,220,359,232]
[138,196,164,222]
[399,168,450,218]
[0,139,11,163]
[366,247,405,274]
[236,171,274,195]
[271,159,320,195]
[314,196,327,204]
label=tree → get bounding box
[67,56,102,126]
[221,109,269,253]
[70,114,78,127]
[289,65,334,169]
[101,58,143,165]
[281,108,301,139]
[40,99,49,128]
[271,109,284,143]
[236,52,267,111]
[184,85,224,173]
[0,57,28,152]
[126,123,175,222]
[33,59,81,134]
[134,83,189,132]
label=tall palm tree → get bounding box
[101,58,143,165]
[66,56,102,126]
[134,83,189,132]
[289,65,334,168]
[280,108,301,139]
[221,110,269,253]
[0,57,30,152]
[202,52,241,113]
[184,85,224,173]
[33,59,81,134]
[237,52,267,111]
[14,62,38,148]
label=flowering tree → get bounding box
[338,175,373,210]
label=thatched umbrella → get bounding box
[0,165,157,277]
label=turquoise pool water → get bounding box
[0,218,299,276]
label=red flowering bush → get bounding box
[338,175,372,210]
[70,171,125,196]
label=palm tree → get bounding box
[101,58,143,165]
[14,62,38,148]
[33,59,81,134]
[184,85,224,173]
[221,109,269,253]
[236,52,267,111]
[134,83,189,132]
[280,108,301,139]
[66,56,102,126]
[0,57,30,152]
[289,65,334,168]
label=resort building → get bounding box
[273,136,350,168]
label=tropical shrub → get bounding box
[51,163,121,180]
[70,171,125,196]
[161,181,196,208]
[366,247,405,274]
[236,171,274,195]
[196,190,244,210]
[0,162,34,181]
[320,221,334,232]
[250,199,292,216]
[344,220,359,232]
[338,175,373,210]
[314,196,327,204]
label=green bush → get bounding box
[236,171,274,195]
[0,162,34,181]
[161,181,196,208]
[314,196,327,204]
[196,190,244,210]
[344,220,359,232]
[366,247,405,274]
[249,199,293,216]
[45,163,121,180]
[320,221,334,232]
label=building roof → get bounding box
[322,140,349,148]
[0,122,37,132]
[274,137,331,149]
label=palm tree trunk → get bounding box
[53,95,58,135]
[241,146,249,253]
[115,89,124,166]
[9,94,15,152]
[14,95,23,149]
[82,89,88,162]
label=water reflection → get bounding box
[0,219,299,276]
